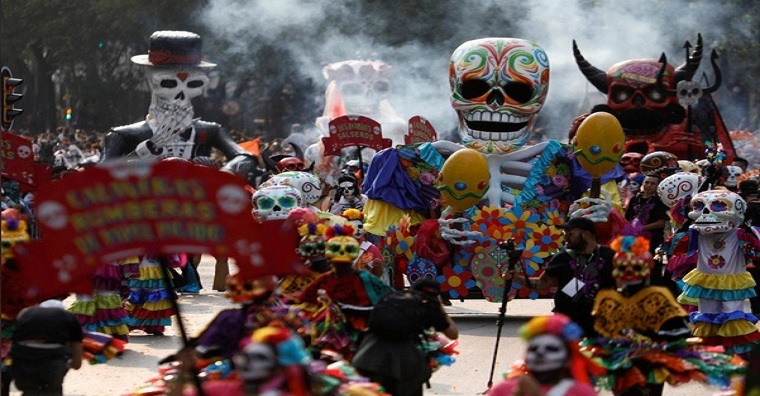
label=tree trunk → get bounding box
[28,40,57,133]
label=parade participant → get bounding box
[352,278,458,396]
[231,325,313,396]
[739,179,760,315]
[191,275,283,360]
[295,224,394,338]
[589,236,692,396]
[1,209,32,396]
[509,217,616,337]
[625,175,669,255]
[340,208,384,279]
[9,299,83,396]
[329,173,367,215]
[68,260,131,342]
[124,254,185,336]
[487,314,600,396]
[679,190,760,354]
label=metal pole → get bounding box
[484,238,523,391]
[158,256,205,396]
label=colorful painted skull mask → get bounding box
[325,235,360,264]
[449,38,550,154]
[260,171,323,206]
[688,190,745,234]
[611,236,653,285]
[251,185,303,222]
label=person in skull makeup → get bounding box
[487,314,600,396]
[102,31,259,186]
[329,173,367,215]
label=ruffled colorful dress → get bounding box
[679,228,760,354]
[126,255,184,335]
[68,260,130,341]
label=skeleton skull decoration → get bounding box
[449,38,550,154]
[325,234,360,264]
[657,171,705,208]
[676,80,703,106]
[251,185,303,222]
[723,165,743,189]
[619,152,643,174]
[688,190,745,234]
[640,151,680,179]
[36,201,69,230]
[234,342,278,382]
[525,334,568,373]
[259,171,323,206]
[323,60,393,115]
[17,145,31,159]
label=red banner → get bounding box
[322,115,392,156]
[405,116,438,145]
[13,159,304,300]
[1,131,35,186]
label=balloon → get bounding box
[573,112,625,178]
[436,148,489,212]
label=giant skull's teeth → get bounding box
[465,111,530,124]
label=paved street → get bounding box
[9,255,736,395]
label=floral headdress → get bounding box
[518,314,603,384]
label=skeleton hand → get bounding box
[438,217,481,246]
[568,188,613,222]
[150,102,195,147]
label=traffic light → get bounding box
[65,108,73,120]
[2,66,23,131]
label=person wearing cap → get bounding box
[9,299,83,395]
[508,217,616,337]
[102,30,259,187]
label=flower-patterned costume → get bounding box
[679,190,760,354]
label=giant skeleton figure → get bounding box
[102,31,259,185]
[304,60,407,187]
[363,38,620,301]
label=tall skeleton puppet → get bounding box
[102,31,259,185]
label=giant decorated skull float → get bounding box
[449,38,550,154]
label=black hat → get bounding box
[411,277,441,296]
[131,31,216,68]
[740,179,759,196]
[556,217,597,235]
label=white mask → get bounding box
[526,334,568,373]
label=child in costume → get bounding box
[487,313,601,396]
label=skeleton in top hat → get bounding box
[102,31,259,185]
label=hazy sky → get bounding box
[200,0,727,140]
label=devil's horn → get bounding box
[573,39,607,93]
[289,142,305,162]
[702,49,722,94]
[674,33,703,83]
